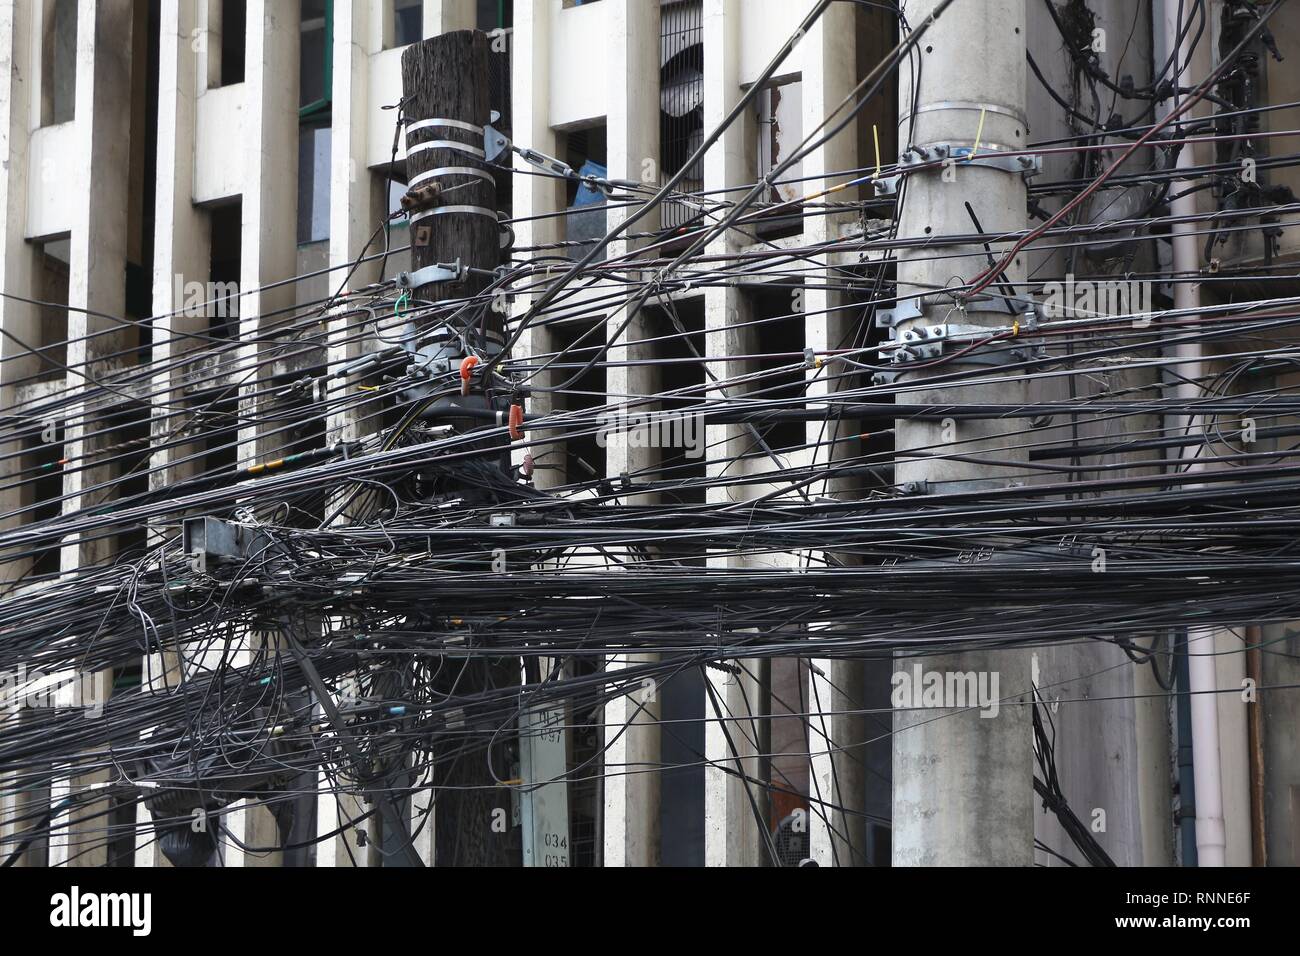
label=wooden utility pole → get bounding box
[400,30,500,320]
[399,30,519,867]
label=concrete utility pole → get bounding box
[891,0,1034,865]
[399,31,519,867]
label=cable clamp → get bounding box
[508,403,525,441]
[459,355,480,395]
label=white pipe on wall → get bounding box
[1156,0,1225,867]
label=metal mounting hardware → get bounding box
[183,516,272,575]
[883,323,951,363]
[898,143,1042,177]
[879,317,1046,369]
[396,260,465,289]
[484,111,510,163]
[877,300,923,329]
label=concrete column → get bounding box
[600,0,664,868]
[222,0,301,867]
[695,0,766,868]
[237,0,299,468]
[149,0,210,499]
[43,0,135,868]
[606,0,660,242]
[891,0,1035,867]
[311,0,383,868]
[703,661,765,866]
[808,659,867,865]
[798,0,870,867]
[423,0,475,36]
[1215,628,1251,865]
[330,0,384,300]
[0,0,41,601]
[59,0,134,570]
[510,0,564,489]
[1134,638,1174,866]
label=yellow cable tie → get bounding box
[1012,319,1020,337]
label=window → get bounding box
[300,0,331,114]
[298,120,331,244]
[388,0,422,50]
[477,0,513,30]
[40,0,77,126]
[299,0,333,245]
[747,284,807,455]
[210,0,247,89]
[755,79,803,237]
[21,420,65,581]
[660,1,703,230]
[562,126,607,261]
[209,202,241,338]
[34,238,70,377]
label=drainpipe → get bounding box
[1157,0,1225,867]
[1245,624,1266,866]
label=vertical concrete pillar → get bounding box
[0,0,41,603]
[808,659,867,865]
[223,0,301,867]
[237,0,299,471]
[330,0,384,301]
[798,0,869,867]
[150,0,210,500]
[45,0,135,869]
[423,0,475,37]
[510,0,564,490]
[600,0,664,868]
[697,0,765,868]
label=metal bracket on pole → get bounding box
[898,143,1042,178]
[182,516,272,575]
[878,311,1045,370]
[396,259,465,290]
[872,175,901,197]
[877,299,924,329]
[483,111,510,163]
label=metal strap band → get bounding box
[405,117,483,138]
[407,139,486,160]
[408,205,499,226]
[408,165,496,190]
[898,101,1029,128]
